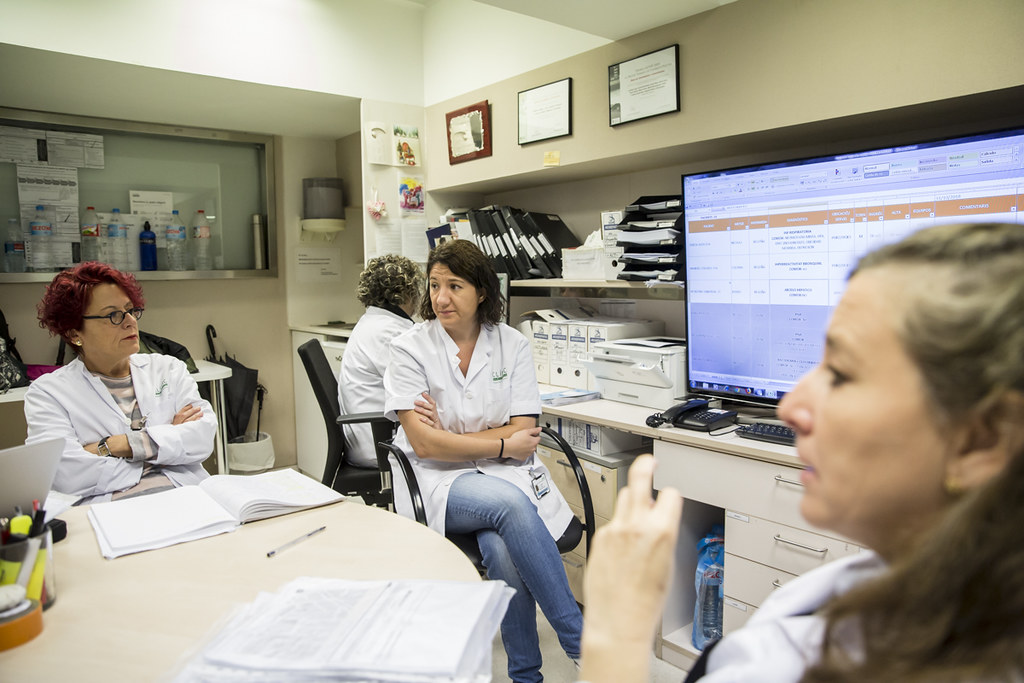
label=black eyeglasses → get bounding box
[82,307,144,326]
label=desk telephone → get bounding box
[646,398,738,432]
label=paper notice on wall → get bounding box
[46,131,104,168]
[364,121,392,166]
[0,125,45,164]
[296,245,342,283]
[373,219,402,258]
[17,164,80,268]
[402,219,429,263]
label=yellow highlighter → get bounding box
[25,545,47,601]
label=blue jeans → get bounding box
[446,472,582,683]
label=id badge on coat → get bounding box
[531,469,550,499]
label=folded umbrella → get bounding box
[205,324,259,442]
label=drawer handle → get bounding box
[557,459,606,482]
[773,474,804,488]
[773,534,827,554]
[563,557,584,569]
[771,579,784,589]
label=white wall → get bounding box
[421,0,609,105]
[0,0,426,105]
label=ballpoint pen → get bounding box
[266,526,326,558]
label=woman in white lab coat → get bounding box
[578,223,1024,683]
[25,262,216,504]
[385,240,582,683]
[337,254,421,467]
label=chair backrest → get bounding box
[296,339,345,487]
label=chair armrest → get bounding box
[337,412,393,426]
[378,442,428,527]
[540,426,595,559]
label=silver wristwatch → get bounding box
[97,436,112,458]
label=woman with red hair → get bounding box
[24,262,217,503]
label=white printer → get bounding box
[583,337,687,409]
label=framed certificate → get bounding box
[608,44,680,127]
[517,78,572,145]
[445,101,492,165]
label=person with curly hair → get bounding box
[384,239,582,683]
[24,262,216,503]
[338,253,423,467]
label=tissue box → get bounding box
[561,248,605,279]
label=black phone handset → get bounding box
[647,398,738,432]
[646,398,708,427]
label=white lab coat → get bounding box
[699,550,886,682]
[24,353,217,503]
[384,319,573,539]
[338,306,414,467]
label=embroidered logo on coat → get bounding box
[492,368,508,382]
[155,379,169,396]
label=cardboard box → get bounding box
[540,415,647,456]
[561,247,605,280]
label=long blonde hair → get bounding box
[803,223,1024,681]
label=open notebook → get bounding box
[87,469,343,559]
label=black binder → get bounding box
[522,211,581,278]
[501,206,555,278]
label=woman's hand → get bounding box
[172,403,203,425]
[502,426,542,461]
[413,392,442,430]
[580,455,683,683]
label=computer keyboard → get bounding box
[735,422,796,446]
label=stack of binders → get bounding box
[614,195,684,282]
[444,205,581,279]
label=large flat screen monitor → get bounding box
[682,126,1024,406]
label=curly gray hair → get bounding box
[356,254,423,310]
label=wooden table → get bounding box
[0,501,479,680]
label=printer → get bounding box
[582,337,687,409]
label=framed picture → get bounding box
[517,78,572,145]
[608,44,680,127]
[445,101,492,165]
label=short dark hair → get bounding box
[419,240,504,325]
[37,262,145,350]
[357,254,422,309]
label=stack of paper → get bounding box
[172,577,513,683]
[88,469,343,559]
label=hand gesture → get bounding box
[580,455,683,683]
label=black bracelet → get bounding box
[499,438,505,458]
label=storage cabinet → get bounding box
[0,107,276,282]
[654,438,859,669]
[535,435,640,603]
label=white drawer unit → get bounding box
[725,512,861,577]
[723,597,756,633]
[654,440,810,530]
[723,552,797,609]
[535,439,640,603]
[653,438,860,655]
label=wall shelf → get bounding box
[510,278,685,300]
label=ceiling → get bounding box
[473,0,737,39]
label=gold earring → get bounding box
[944,475,963,496]
[74,340,83,346]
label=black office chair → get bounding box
[379,426,595,573]
[296,338,393,507]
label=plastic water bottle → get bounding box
[697,561,724,644]
[139,220,157,271]
[107,208,128,271]
[4,218,27,273]
[80,206,101,263]
[29,205,54,272]
[191,209,212,270]
[166,210,188,271]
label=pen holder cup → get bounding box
[0,529,56,610]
